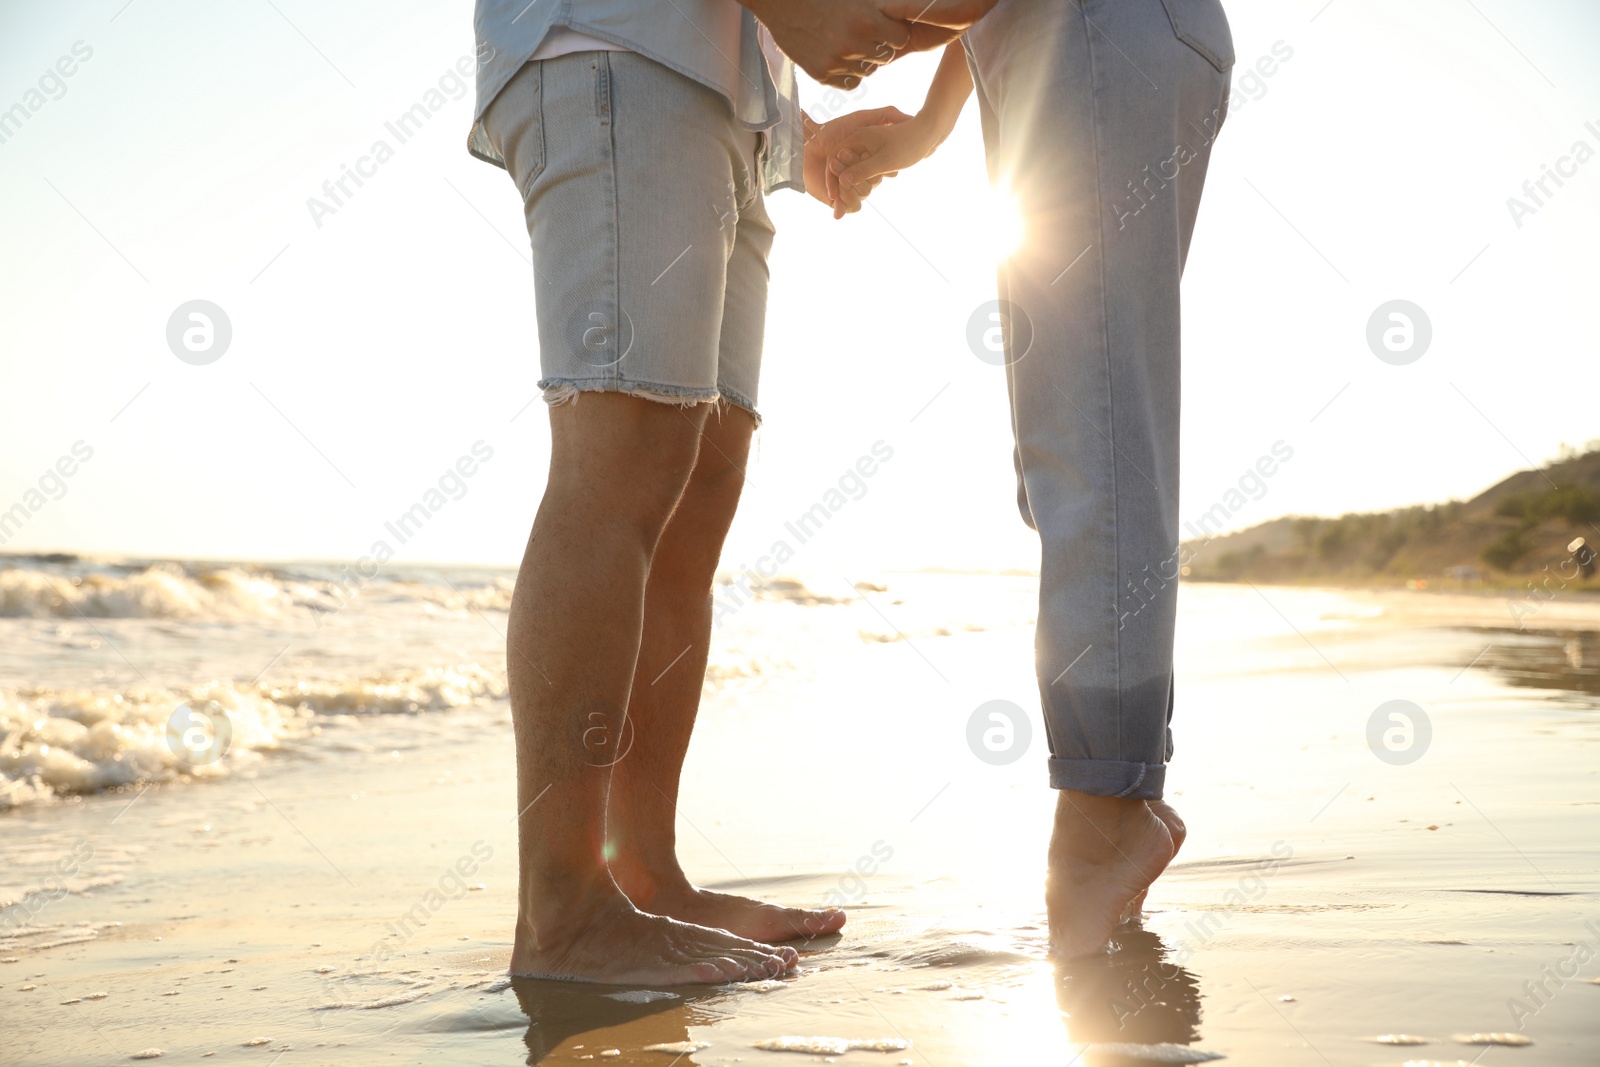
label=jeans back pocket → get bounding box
[1158,0,1235,73]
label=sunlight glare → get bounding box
[980,184,1026,264]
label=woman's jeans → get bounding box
[965,0,1235,799]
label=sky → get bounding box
[2,0,1599,574]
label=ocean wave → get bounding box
[0,556,892,623]
[0,564,301,619]
[0,561,516,620]
[374,575,515,612]
[0,664,506,809]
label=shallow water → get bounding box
[2,564,1598,1064]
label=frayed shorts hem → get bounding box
[1048,757,1166,800]
[540,378,761,425]
[716,384,761,426]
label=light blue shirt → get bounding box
[469,0,804,193]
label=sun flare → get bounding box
[981,185,1027,263]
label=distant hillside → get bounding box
[1183,446,1600,589]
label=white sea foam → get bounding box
[313,972,440,1011]
[603,990,679,1004]
[0,873,125,911]
[317,988,439,1009]
[753,1037,911,1054]
[0,559,516,620]
[0,921,122,955]
[0,664,505,808]
[0,564,298,619]
[1453,1033,1534,1047]
[1084,1044,1226,1063]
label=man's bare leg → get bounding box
[606,406,846,942]
[1047,791,1177,959]
[507,393,796,984]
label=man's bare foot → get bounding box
[1046,790,1175,959]
[510,885,799,985]
[1120,798,1187,924]
[636,882,846,942]
[610,860,846,943]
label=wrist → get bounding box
[906,112,950,160]
[923,94,964,138]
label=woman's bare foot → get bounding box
[1120,798,1187,924]
[1046,790,1175,959]
[510,883,798,985]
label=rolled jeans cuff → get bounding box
[1048,758,1166,800]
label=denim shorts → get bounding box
[481,51,773,420]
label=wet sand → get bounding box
[4,579,1599,1065]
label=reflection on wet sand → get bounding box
[500,929,1209,1067]
[1470,628,1600,696]
[512,977,727,1065]
[1062,929,1208,1064]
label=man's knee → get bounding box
[677,406,755,522]
[546,394,708,533]
[649,415,754,582]
[684,448,748,515]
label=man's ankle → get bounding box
[607,852,690,907]
[518,884,635,957]
[522,862,620,913]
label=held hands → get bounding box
[829,115,946,210]
[802,109,947,218]
[806,40,972,217]
[803,107,911,217]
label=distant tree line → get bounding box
[1483,483,1600,570]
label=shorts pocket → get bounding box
[484,62,546,196]
[1158,0,1235,73]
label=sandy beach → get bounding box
[9,0,1600,1060]
[3,565,1599,1065]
